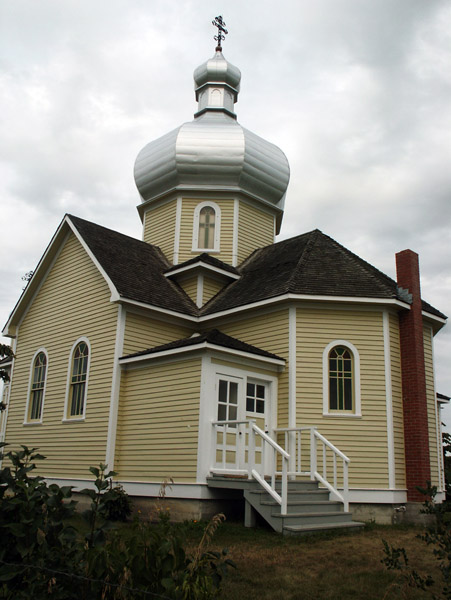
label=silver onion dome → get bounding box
[134,51,290,216]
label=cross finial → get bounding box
[212,15,228,51]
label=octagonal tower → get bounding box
[134,49,290,267]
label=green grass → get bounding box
[195,521,443,600]
[68,513,443,599]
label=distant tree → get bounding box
[443,431,451,501]
[0,344,14,389]
[21,270,34,290]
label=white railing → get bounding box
[274,427,350,511]
[212,420,290,515]
[211,420,251,475]
[248,422,289,515]
[211,421,350,514]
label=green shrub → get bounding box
[99,483,132,521]
[382,482,451,599]
[0,443,234,599]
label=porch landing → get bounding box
[207,476,364,535]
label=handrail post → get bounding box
[211,421,218,473]
[343,459,349,512]
[281,456,288,515]
[310,427,317,481]
[248,423,255,480]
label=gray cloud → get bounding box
[1,0,450,422]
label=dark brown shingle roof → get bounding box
[68,215,197,316]
[68,217,446,321]
[202,229,446,319]
[165,252,239,275]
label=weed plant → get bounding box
[0,443,234,599]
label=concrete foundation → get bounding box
[72,491,243,523]
[131,496,243,522]
[72,489,436,527]
[350,502,436,526]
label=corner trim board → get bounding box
[105,305,126,470]
[383,310,396,489]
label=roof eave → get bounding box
[2,215,122,338]
[200,293,413,321]
[119,341,285,368]
[164,261,240,281]
[2,216,72,337]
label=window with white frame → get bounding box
[328,346,353,411]
[26,350,47,422]
[192,201,221,252]
[217,378,238,423]
[66,340,89,419]
[323,340,361,417]
[246,381,266,415]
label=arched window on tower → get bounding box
[192,202,221,252]
[328,346,353,411]
[322,340,361,417]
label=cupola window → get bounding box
[193,201,221,252]
[199,206,216,249]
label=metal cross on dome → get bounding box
[212,15,228,51]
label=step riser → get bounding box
[273,503,343,514]
[210,476,364,536]
[283,522,364,536]
[259,492,331,503]
[274,513,352,526]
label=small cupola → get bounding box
[134,17,290,267]
[193,50,241,118]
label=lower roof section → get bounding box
[120,328,285,367]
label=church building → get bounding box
[0,29,447,531]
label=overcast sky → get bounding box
[1,1,450,424]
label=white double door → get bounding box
[215,373,271,474]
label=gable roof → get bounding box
[202,229,446,319]
[3,217,445,337]
[165,252,239,276]
[121,328,284,362]
[68,216,197,316]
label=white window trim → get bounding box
[192,201,221,253]
[63,337,91,422]
[24,347,49,425]
[322,340,361,417]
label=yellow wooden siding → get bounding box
[115,359,201,482]
[5,233,118,479]
[296,308,389,488]
[389,312,406,488]
[178,277,199,305]
[178,198,234,264]
[202,276,224,305]
[237,202,275,264]
[211,358,277,378]
[218,310,289,428]
[123,312,192,356]
[143,200,177,261]
[424,326,440,487]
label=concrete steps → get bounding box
[207,476,364,535]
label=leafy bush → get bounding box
[99,483,132,521]
[382,482,451,599]
[0,444,79,599]
[0,443,234,599]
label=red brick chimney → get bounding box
[396,249,430,502]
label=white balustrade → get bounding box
[211,421,350,514]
